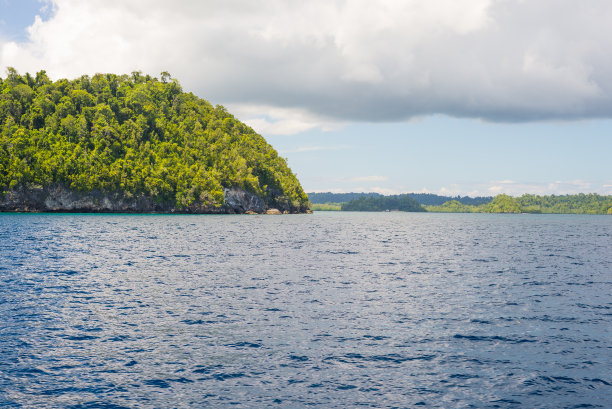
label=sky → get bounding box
[0,0,611,196]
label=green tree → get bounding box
[481,194,521,213]
[0,69,309,212]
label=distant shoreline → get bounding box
[308,192,612,215]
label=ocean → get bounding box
[0,212,610,408]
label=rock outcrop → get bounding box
[0,185,305,214]
[223,188,265,214]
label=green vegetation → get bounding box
[341,194,426,212]
[308,191,492,206]
[515,193,612,214]
[315,192,611,214]
[426,193,612,214]
[0,69,308,211]
[309,192,493,211]
[310,202,342,211]
[308,192,382,204]
[424,200,478,213]
[482,194,522,213]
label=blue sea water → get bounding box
[0,212,610,408]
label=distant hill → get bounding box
[307,192,382,204]
[406,193,493,206]
[312,192,612,214]
[341,194,426,212]
[307,192,492,206]
[426,193,612,215]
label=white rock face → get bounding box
[0,185,294,214]
[223,188,265,213]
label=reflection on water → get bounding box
[0,212,610,407]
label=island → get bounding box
[309,192,612,214]
[341,194,426,212]
[0,69,310,214]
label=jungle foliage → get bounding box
[310,202,342,211]
[0,69,308,210]
[308,191,492,206]
[426,193,612,215]
[336,192,611,214]
[341,194,426,212]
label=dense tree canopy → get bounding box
[514,193,612,214]
[426,193,612,215]
[424,200,477,213]
[308,192,492,206]
[332,192,611,215]
[341,194,425,212]
[0,69,308,211]
[481,194,522,213]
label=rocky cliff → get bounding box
[0,185,307,214]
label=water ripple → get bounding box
[0,212,610,408]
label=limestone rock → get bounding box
[0,185,311,214]
[266,208,282,215]
[223,188,264,214]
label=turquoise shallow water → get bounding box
[0,212,610,408]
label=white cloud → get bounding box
[348,176,389,182]
[433,179,602,197]
[308,186,404,195]
[485,179,593,196]
[324,180,610,197]
[228,104,346,135]
[323,175,390,183]
[2,0,612,127]
[369,186,405,195]
[279,145,352,154]
[305,180,612,196]
[308,188,350,194]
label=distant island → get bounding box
[341,194,426,212]
[309,192,612,214]
[0,69,309,214]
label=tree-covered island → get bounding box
[426,193,612,214]
[0,69,309,213]
[312,192,612,214]
[341,194,426,212]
